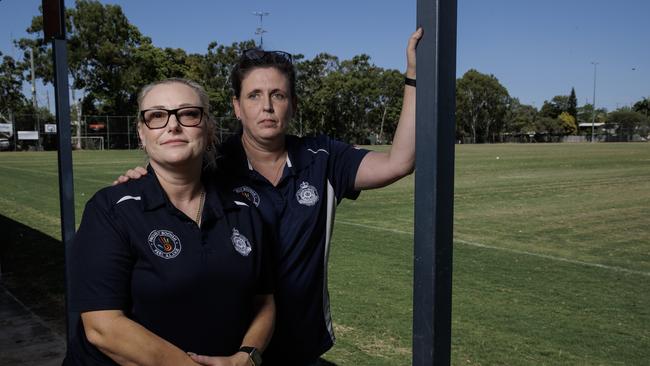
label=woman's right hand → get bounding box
[188,352,250,366]
[406,27,423,78]
[112,166,148,185]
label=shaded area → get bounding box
[0,214,340,364]
[0,284,65,365]
[0,214,66,335]
[318,359,338,366]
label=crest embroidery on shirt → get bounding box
[147,230,182,259]
[231,228,252,257]
[296,181,319,206]
[233,185,261,207]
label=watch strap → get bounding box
[239,346,262,366]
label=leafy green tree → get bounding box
[504,98,537,135]
[373,69,404,144]
[536,117,564,139]
[607,110,649,141]
[18,0,150,116]
[295,53,340,136]
[577,103,608,124]
[539,95,569,119]
[558,111,577,135]
[456,69,510,143]
[196,41,256,119]
[568,88,578,122]
[0,52,29,116]
[632,97,650,118]
[67,0,150,115]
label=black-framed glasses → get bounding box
[242,49,293,64]
[140,107,204,129]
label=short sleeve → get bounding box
[326,137,370,203]
[68,195,134,312]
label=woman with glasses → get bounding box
[119,29,422,366]
[65,78,274,366]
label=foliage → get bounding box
[0,52,29,116]
[540,95,569,119]
[577,103,608,124]
[607,110,649,140]
[633,97,650,117]
[5,1,643,144]
[503,98,537,135]
[456,69,510,143]
[568,87,578,121]
[558,111,578,134]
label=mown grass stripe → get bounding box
[336,220,650,277]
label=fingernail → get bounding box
[187,352,197,356]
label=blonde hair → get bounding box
[137,78,218,171]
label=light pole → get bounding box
[590,61,599,142]
[252,11,270,48]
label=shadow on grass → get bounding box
[0,215,341,364]
[0,214,66,335]
[316,359,338,366]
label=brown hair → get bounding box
[230,50,297,100]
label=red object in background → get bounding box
[88,123,105,131]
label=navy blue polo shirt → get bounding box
[64,165,273,365]
[219,134,369,365]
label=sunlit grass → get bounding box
[0,143,648,365]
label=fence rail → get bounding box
[1,114,646,151]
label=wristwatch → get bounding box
[239,346,262,366]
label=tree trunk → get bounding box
[379,104,388,144]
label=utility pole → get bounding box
[30,48,37,110]
[252,11,270,49]
[30,48,42,150]
[590,61,598,143]
[71,88,81,149]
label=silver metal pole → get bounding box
[591,61,598,142]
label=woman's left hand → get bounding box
[188,352,250,366]
[406,27,423,78]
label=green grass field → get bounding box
[1,143,649,365]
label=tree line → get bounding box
[1,0,649,144]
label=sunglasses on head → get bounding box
[241,49,293,64]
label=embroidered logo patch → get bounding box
[231,228,252,256]
[233,185,260,207]
[296,181,319,206]
[147,230,182,259]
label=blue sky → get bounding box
[1,0,649,112]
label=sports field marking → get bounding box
[0,165,109,185]
[337,220,650,277]
[0,196,61,227]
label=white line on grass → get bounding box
[337,220,650,277]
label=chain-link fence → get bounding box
[2,114,248,151]
[5,114,645,150]
[5,114,57,151]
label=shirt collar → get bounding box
[220,134,316,177]
[140,165,231,222]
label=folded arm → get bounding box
[189,294,275,366]
[82,310,199,366]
